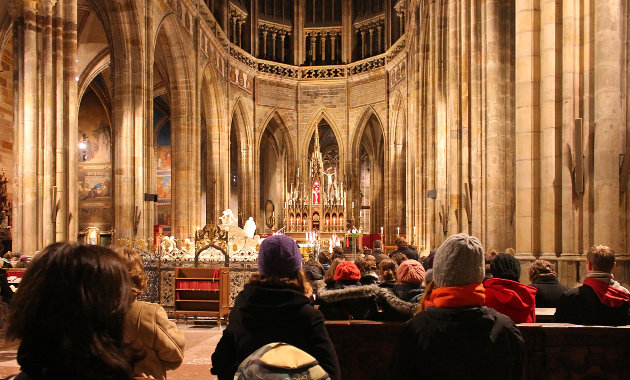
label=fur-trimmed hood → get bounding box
[314,280,380,303]
[377,288,417,317]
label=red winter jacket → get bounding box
[483,278,537,323]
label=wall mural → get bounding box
[156,120,172,233]
[77,91,112,231]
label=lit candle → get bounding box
[380,226,384,235]
[352,202,354,208]
[397,227,400,235]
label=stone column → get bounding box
[20,0,39,254]
[310,32,316,61]
[65,0,78,241]
[238,19,243,48]
[369,28,375,56]
[41,0,57,246]
[377,24,383,54]
[515,0,541,255]
[594,0,622,251]
[320,32,326,62]
[231,16,236,44]
[398,12,404,37]
[280,33,286,62]
[271,31,277,60]
[330,33,336,61]
[262,29,267,58]
[360,30,366,58]
[484,0,506,250]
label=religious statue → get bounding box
[244,217,257,238]
[265,200,275,229]
[219,209,238,227]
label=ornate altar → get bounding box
[286,124,348,233]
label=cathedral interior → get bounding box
[1,0,630,287]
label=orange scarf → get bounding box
[423,283,485,309]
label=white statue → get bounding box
[220,209,238,226]
[244,217,257,238]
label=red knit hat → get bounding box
[333,261,361,281]
[397,260,426,284]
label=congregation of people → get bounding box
[1,233,629,379]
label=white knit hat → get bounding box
[433,233,485,287]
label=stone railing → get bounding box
[172,0,409,81]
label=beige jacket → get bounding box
[124,300,185,379]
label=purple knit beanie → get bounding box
[257,235,302,277]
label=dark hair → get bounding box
[378,259,397,282]
[7,242,135,379]
[395,237,408,248]
[332,246,345,260]
[587,245,616,272]
[318,252,331,265]
[325,258,344,286]
[490,254,521,282]
[248,269,312,297]
[373,240,383,250]
[391,253,407,266]
[116,247,148,298]
[528,259,556,282]
[354,257,369,274]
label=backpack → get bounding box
[234,342,330,380]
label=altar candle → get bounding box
[397,227,400,235]
[352,202,354,208]
[381,226,384,235]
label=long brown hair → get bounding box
[7,243,136,379]
[248,269,313,297]
[115,247,148,298]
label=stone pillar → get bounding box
[330,33,336,61]
[41,0,57,246]
[484,0,506,250]
[594,0,622,251]
[271,31,277,60]
[320,32,326,62]
[262,29,267,58]
[20,0,39,254]
[238,19,243,47]
[65,0,78,241]
[515,0,541,255]
[398,13,404,37]
[377,24,383,54]
[360,30,366,58]
[280,33,286,62]
[369,28,375,56]
[231,16,236,44]
[311,32,317,64]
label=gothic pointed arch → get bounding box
[302,108,345,168]
[154,13,198,238]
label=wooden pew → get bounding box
[325,321,630,380]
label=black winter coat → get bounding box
[393,283,425,303]
[554,284,630,326]
[210,284,341,380]
[390,306,525,380]
[315,281,380,320]
[389,246,419,261]
[529,275,568,308]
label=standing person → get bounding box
[6,242,138,379]
[211,235,340,380]
[528,259,568,308]
[116,248,185,379]
[371,240,389,265]
[389,237,419,261]
[484,254,537,323]
[555,245,630,325]
[390,234,525,379]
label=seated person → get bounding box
[484,254,537,323]
[391,253,407,266]
[378,259,398,289]
[390,234,525,379]
[393,260,426,303]
[6,242,138,379]
[389,237,419,261]
[354,257,378,285]
[316,261,379,320]
[117,248,185,379]
[211,235,340,380]
[555,245,630,325]
[528,259,568,308]
[371,240,389,265]
[323,258,344,289]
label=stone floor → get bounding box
[0,320,225,379]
